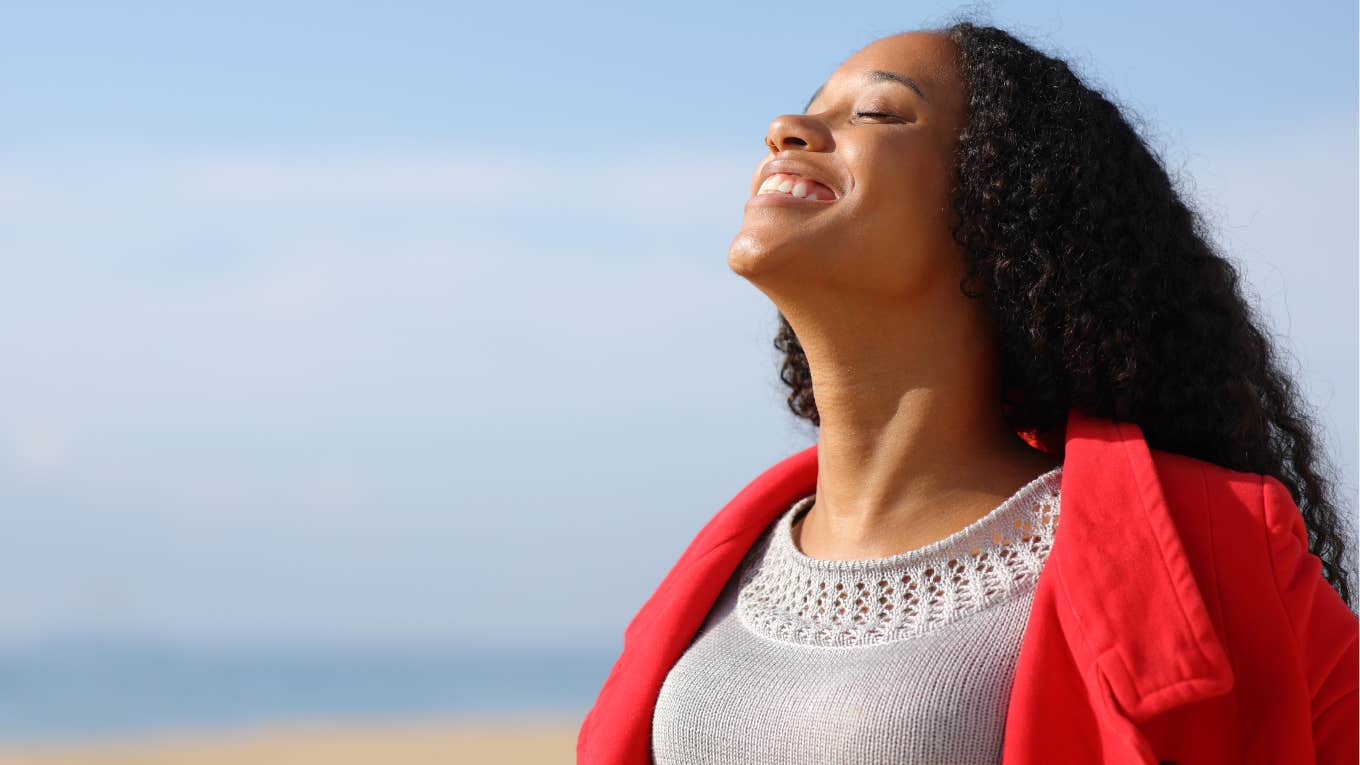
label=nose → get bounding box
[765,113,833,153]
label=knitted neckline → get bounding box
[734,465,1063,648]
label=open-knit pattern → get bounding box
[735,466,1062,648]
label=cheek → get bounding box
[861,148,954,244]
[850,149,962,293]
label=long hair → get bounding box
[771,20,1355,610]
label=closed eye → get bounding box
[853,111,898,120]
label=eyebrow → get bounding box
[804,69,928,112]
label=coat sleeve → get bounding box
[1262,474,1359,765]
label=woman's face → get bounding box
[728,32,968,302]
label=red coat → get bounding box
[578,407,1359,764]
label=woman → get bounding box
[579,19,1358,765]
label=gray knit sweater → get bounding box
[651,465,1063,765]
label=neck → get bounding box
[779,288,1060,560]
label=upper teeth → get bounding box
[758,173,833,200]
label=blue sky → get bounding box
[0,0,1355,650]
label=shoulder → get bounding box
[1147,447,1319,546]
[1148,447,1262,506]
[1149,445,1303,539]
[1145,447,1345,622]
[1145,447,1287,589]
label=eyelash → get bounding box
[853,111,897,120]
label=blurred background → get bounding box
[0,0,1355,761]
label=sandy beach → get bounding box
[0,715,582,765]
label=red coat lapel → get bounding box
[1049,407,1235,717]
[578,406,1236,764]
[1000,407,1235,764]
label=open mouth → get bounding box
[755,172,838,202]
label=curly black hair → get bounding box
[770,18,1356,611]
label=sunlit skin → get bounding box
[728,31,1063,561]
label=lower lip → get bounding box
[746,191,838,207]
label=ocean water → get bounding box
[0,636,619,746]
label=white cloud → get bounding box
[0,121,1351,644]
[7,417,72,475]
[0,148,757,229]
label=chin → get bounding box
[726,233,766,278]
[727,228,822,282]
[727,234,785,281]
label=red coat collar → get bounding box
[578,406,1235,763]
[1046,407,1233,721]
